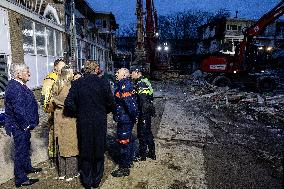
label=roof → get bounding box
[74,0,117,29]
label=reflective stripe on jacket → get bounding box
[137,77,153,95]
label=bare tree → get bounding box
[117,8,230,40]
[117,22,136,37]
[158,9,230,39]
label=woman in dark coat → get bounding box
[64,60,114,189]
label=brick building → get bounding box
[0,0,117,93]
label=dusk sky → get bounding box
[86,0,281,28]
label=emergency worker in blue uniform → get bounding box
[131,66,156,161]
[5,63,42,187]
[111,68,138,177]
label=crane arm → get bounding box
[246,0,284,37]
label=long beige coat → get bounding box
[51,82,79,157]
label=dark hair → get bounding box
[54,59,65,66]
[73,71,81,76]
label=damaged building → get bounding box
[0,0,117,92]
[197,17,284,55]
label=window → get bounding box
[231,25,237,30]
[65,14,71,30]
[22,19,63,57]
[22,19,34,54]
[238,26,242,31]
[96,19,102,27]
[93,46,96,59]
[55,31,62,57]
[227,25,238,31]
[77,40,81,59]
[103,20,107,28]
[226,25,230,30]
[46,27,55,56]
[35,23,46,55]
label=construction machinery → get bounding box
[133,0,161,75]
[133,0,146,68]
[200,0,284,92]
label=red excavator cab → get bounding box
[200,56,229,73]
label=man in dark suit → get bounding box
[64,60,115,189]
[5,63,42,187]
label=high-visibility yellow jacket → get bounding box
[134,76,155,117]
[41,72,58,109]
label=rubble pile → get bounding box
[153,75,283,177]
[186,78,284,176]
[207,91,284,175]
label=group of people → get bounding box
[4,59,156,188]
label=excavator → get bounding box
[200,0,284,92]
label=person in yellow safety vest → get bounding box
[41,72,58,109]
[130,66,156,162]
[41,59,66,166]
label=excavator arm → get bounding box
[234,0,284,72]
[246,0,284,38]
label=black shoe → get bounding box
[82,184,91,189]
[92,183,100,188]
[16,179,39,187]
[27,167,42,173]
[133,155,146,162]
[111,168,130,177]
[147,152,156,160]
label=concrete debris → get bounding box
[191,69,204,80]
[153,75,283,183]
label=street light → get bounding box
[266,46,273,51]
[156,42,170,67]
[157,42,170,52]
[164,46,169,51]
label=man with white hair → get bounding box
[5,63,41,187]
[111,68,138,177]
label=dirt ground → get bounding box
[0,79,283,189]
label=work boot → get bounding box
[133,155,146,162]
[147,151,156,160]
[111,167,130,177]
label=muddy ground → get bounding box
[0,80,283,189]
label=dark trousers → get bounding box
[13,130,33,185]
[117,123,134,168]
[80,154,104,188]
[119,137,134,168]
[58,156,78,178]
[137,114,155,156]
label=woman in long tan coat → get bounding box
[51,66,79,181]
